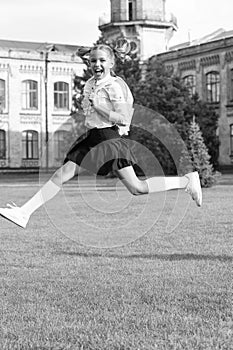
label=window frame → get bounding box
[229,69,233,103]
[230,124,233,156]
[22,130,39,159]
[0,79,6,111]
[54,81,69,110]
[54,130,69,160]
[183,75,196,97]
[21,80,38,110]
[206,71,220,103]
[0,129,6,159]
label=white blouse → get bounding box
[82,74,134,135]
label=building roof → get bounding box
[169,28,233,51]
[0,38,83,53]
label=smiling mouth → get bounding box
[94,69,103,75]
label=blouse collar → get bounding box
[95,73,112,86]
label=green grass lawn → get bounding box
[0,178,233,349]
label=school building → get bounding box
[154,29,233,170]
[0,40,84,172]
[1,0,233,172]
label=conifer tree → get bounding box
[185,117,215,187]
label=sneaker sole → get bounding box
[0,210,27,228]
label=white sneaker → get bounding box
[0,203,29,228]
[185,172,202,207]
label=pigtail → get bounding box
[76,46,91,66]
[113,38,132,63]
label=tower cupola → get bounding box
[99,0,177,60]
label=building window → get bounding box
[230,124,233,156]
[183,75,196,97]
[0,79,6,110]
[128,0,136,21]
[206,72,220,103]
[229,69,233,102]
[0,129,6,159]
[21,80,38,109]
[54,82,69,110]
[22,130,39,159]
[54,130,69,160]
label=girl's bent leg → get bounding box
[116,166,187,195]
[116,166,202,206]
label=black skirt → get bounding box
[64,126,136,176]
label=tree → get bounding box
[186,94,219,169]
[134,59,219,169]
[134,60,191,135]
[184,117,215,187]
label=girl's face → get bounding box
[90,49,114,80]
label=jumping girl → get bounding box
[0,41,202,228]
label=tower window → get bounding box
[128,0,136,21]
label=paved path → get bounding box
[216,173,233,186]
[0,172,232,186]
[0,173,121,189]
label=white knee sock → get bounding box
[21,180,61,216]
[145,176,188,193]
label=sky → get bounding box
[0,0,233,47]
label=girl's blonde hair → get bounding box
[77,38,132,66]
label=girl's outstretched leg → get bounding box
[0,161,83,228]
[116,166,202,206]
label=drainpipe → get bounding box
[44,44,55,172]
